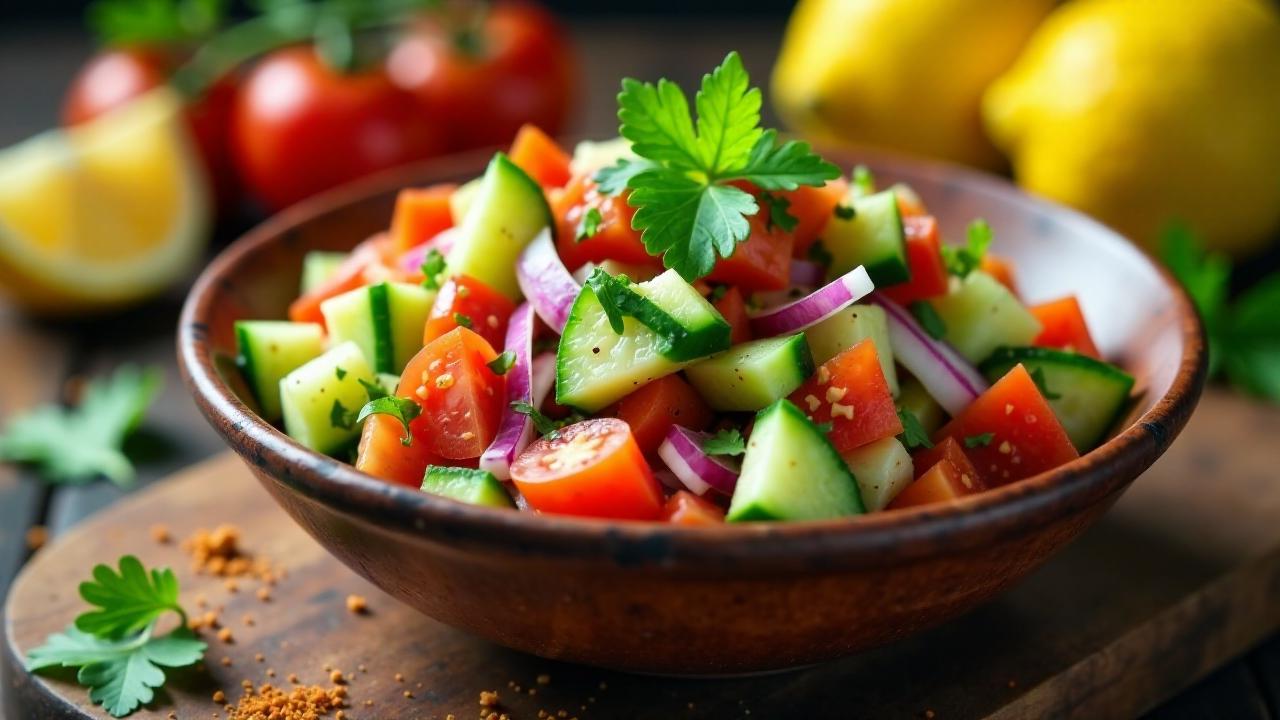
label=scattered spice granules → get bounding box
[151,524,172,544]
[345,594,367,614]
[227,683,346,719]
[479,690,500,707]
[182,524,276,581]
[25,525,47,551]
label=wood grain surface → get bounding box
[5,389,1279,720]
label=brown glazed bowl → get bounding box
[178,148,1205,675]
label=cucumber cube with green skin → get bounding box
[447,153,554,299]
[235,320,325,422]
[927,271,1042,363]
[841,437,913,511]
[805,303,899,395]
[449,177,482,225]
[896,376,946,435]
[299,251,347,295]
[321,281,434,375]
[685,334,814,412]
[727,399,865,522]
[629,270,731,361]
[279,341,377,456]
[979,346,1135,451]
[824,189,909,286]
[421,466,515,508]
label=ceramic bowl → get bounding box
[178,149,1206,674]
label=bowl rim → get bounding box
[177,148,1207,569]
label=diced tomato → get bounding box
[1030,296,1101,359]
[662,490,725,526]
[389,184,455,255]
[713,287,752,345]
[508,124,572,189]
[910,436,982,484]
[401,327,505,459]
[552,175,655,270]
[423,275,517,350]
[881,215,949,305]
[510,418,664,520]
[288,235,387,326]
[886,458,984,510]
[895,186,927,218]
[610,375,713,454]
[788,339,902,454]
[934,364,1078,486]
[355,414,444,487]
[784,178,847,258]
[705,215,793,291]
[981,254,1019,296]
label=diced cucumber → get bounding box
[375,373,400,395]
[571,260,660,285]
[979,347,1135,451]
[555,285,683,412]
[685,335,814,412]
[235,320,324,422]
[824,189,908,286]
[804,303,898,395]
[447,153,553,299]
[896,376,946,435]
[449,177,482,225]
[841,437,913,512]
[299,251,347,294]
[321,281,434,375]
[570,137,636,177]
[727,399,865,522]
[928,271,1041,364]
[421,466,515,508]
[279,341,376,455]
[630,270,731,361]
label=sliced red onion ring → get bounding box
[516,227,579,334]
[480,305,555,480]
[789,259,825,287]
[748,265,874,337]
[866,293,988,416]
[398,227,459,275]
[656,426,740,497]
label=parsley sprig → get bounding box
[897,409,933,450]
[701,428,746,456]
[595,52,839,282]
[27,556,205,718]
[942,219,992,279]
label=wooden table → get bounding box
[0,16,1277,720]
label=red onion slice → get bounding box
[656,426,740,497]
[748,265,874,337]
[515,227,579,334]
[398,227,459,275]
[866,293,988,416]
[480,305,555,480]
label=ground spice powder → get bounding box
[228,683,346,719]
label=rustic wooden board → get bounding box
[4,389,1280,720]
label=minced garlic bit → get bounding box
[428,359,442,372]
[434,373,455,389]
[816,366,831,384]
[998,441,1013,455]
[345,594,368,614]
[960,473,974,489]
[825,386,848,402]
[487,314,500,329]
[415,385,429,400]
[830,402,855,420]
[803,394,820,412]
[228,683,346,719]
[1005,403,1015,416]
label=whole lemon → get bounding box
[772,0,1055,170]
[984,0,1280,256]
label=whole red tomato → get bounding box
[231,46,450,211]
[386,0,576,149]
[62,47,239,212]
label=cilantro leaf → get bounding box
[942,219,992,279]
[357,396,422,446]
[629,169,757,282]
[897,409,933,450]
[29,626,205,717]
[1029,367,1062,400]
[593,158,658,196]
[330,399,356,430]
[964,432,995,448]
[738,130,839,191]
[76,556,185,639]
[420,248,447,291]
[0,365,161,487]
[701,428,746,456]
[909,301,947,340]
[759,191,798,232]
[487,351,517,375]
[575,207,603,242]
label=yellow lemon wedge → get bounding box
[0,88,209,314]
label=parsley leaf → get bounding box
[851,165,876,198]
[453,312,473,329]
[330,399,356,430]
[76,556,185,639]
[487,351,517,375]
[814,420,835,434]
[833,204,855,221]
[585,268,628,334]
[357,396,422,446]
[615,52,839,281]
[701,428,746,456]
[759,191,798,232]
[358,377,388,401]
[575,207,603,242]
[593,158,658,196]
[909,301,947,340]
[897,409,933,450]
[0,365,161,487]
[942,219,993,279]
[510,402,563,438]
[1029,367,1062,400]
[334,366,347,380]
[420,248,447,291]
[1161,223,1229,376]
[964,432,995,448]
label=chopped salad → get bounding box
[231,53,1135,524]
